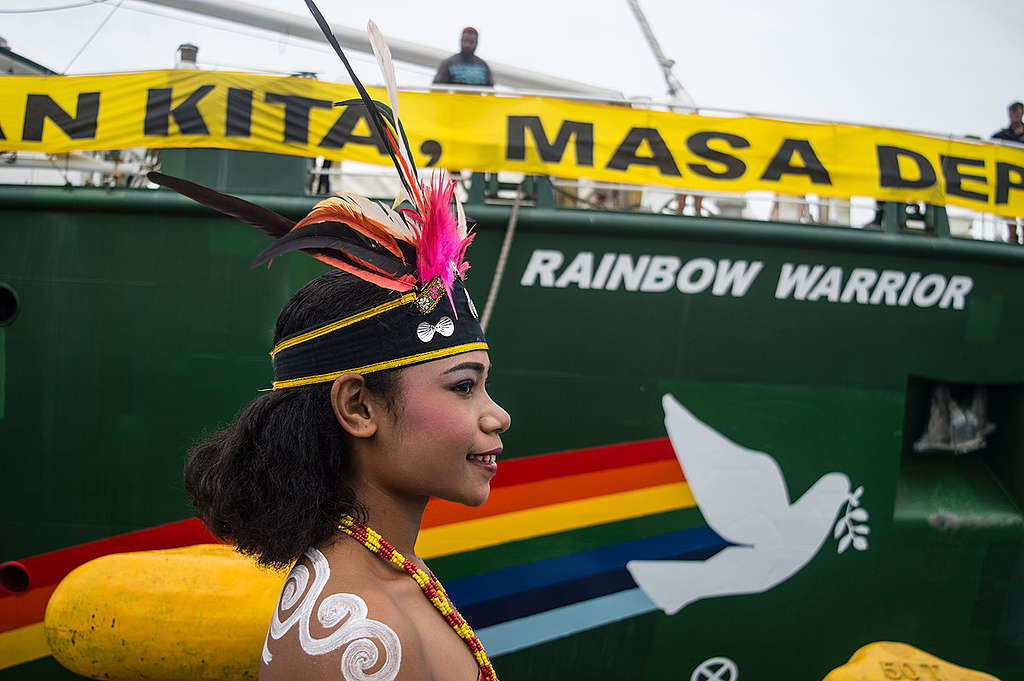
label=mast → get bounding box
[134,0,622,97]
[626,0,696,109]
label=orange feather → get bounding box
[315,252,416,292]
[292,194,416,261]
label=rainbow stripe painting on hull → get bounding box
[418,438,727,655]
[0,437,720,672]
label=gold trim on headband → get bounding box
[271,342,489,390]
[270,292,418,358]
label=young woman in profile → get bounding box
[158,7,510,679]
[184,268,509,681]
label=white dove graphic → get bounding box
[626,394,851,615]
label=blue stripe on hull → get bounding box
[444,525,727,606]
[477,588,658,657]
[461,541,725,628]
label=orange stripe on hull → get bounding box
[423,458,684,528]
[0,584,56,635]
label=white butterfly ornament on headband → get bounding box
[417,317,455,343]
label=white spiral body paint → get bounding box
[263,547,402,681]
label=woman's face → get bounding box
[368,350,511,507]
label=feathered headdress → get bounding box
[152,7,473,302]
[148,1,486,391]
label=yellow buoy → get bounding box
[44,544,287,681]
[823,641,1001,681]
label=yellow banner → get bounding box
[2,70,1023,218]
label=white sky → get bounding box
[2,0,1022,139]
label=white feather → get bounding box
[455,181,468,240]
[391,187,409,211]
[367,20,414,182]
[335,191,417,241]
[367,20,400,124]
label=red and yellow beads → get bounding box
[338,514,498,681]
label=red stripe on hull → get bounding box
[489,437,675,488]
[1,518,221,599]
[0,518,221,634]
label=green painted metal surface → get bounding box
[1,185,1022,680]
[0,327,6,420]
[158,149,309,195]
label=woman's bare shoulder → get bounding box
[259,544,431,681]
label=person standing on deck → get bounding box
[992,101,1024,244]
[433,27,494,87]
[993,101,1024,145]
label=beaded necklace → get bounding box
[338,514,498,681]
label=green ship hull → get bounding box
[1,181,1022,680]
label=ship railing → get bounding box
[0,148,153,188]
[0,149,1017,244]
[305,161,1022,245]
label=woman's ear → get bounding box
[330,373,379,438]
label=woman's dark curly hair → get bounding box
[184,270,402,568]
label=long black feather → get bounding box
[147,171,294,238]
[303,0,419,202]
[250,221,414,276]
[336,97,394,121]
[253,237,408,276]
[149,171,367,272]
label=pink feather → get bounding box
[401,172,474,315]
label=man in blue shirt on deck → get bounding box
[433,27,494,87]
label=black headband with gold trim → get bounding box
[271,278,485,390]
